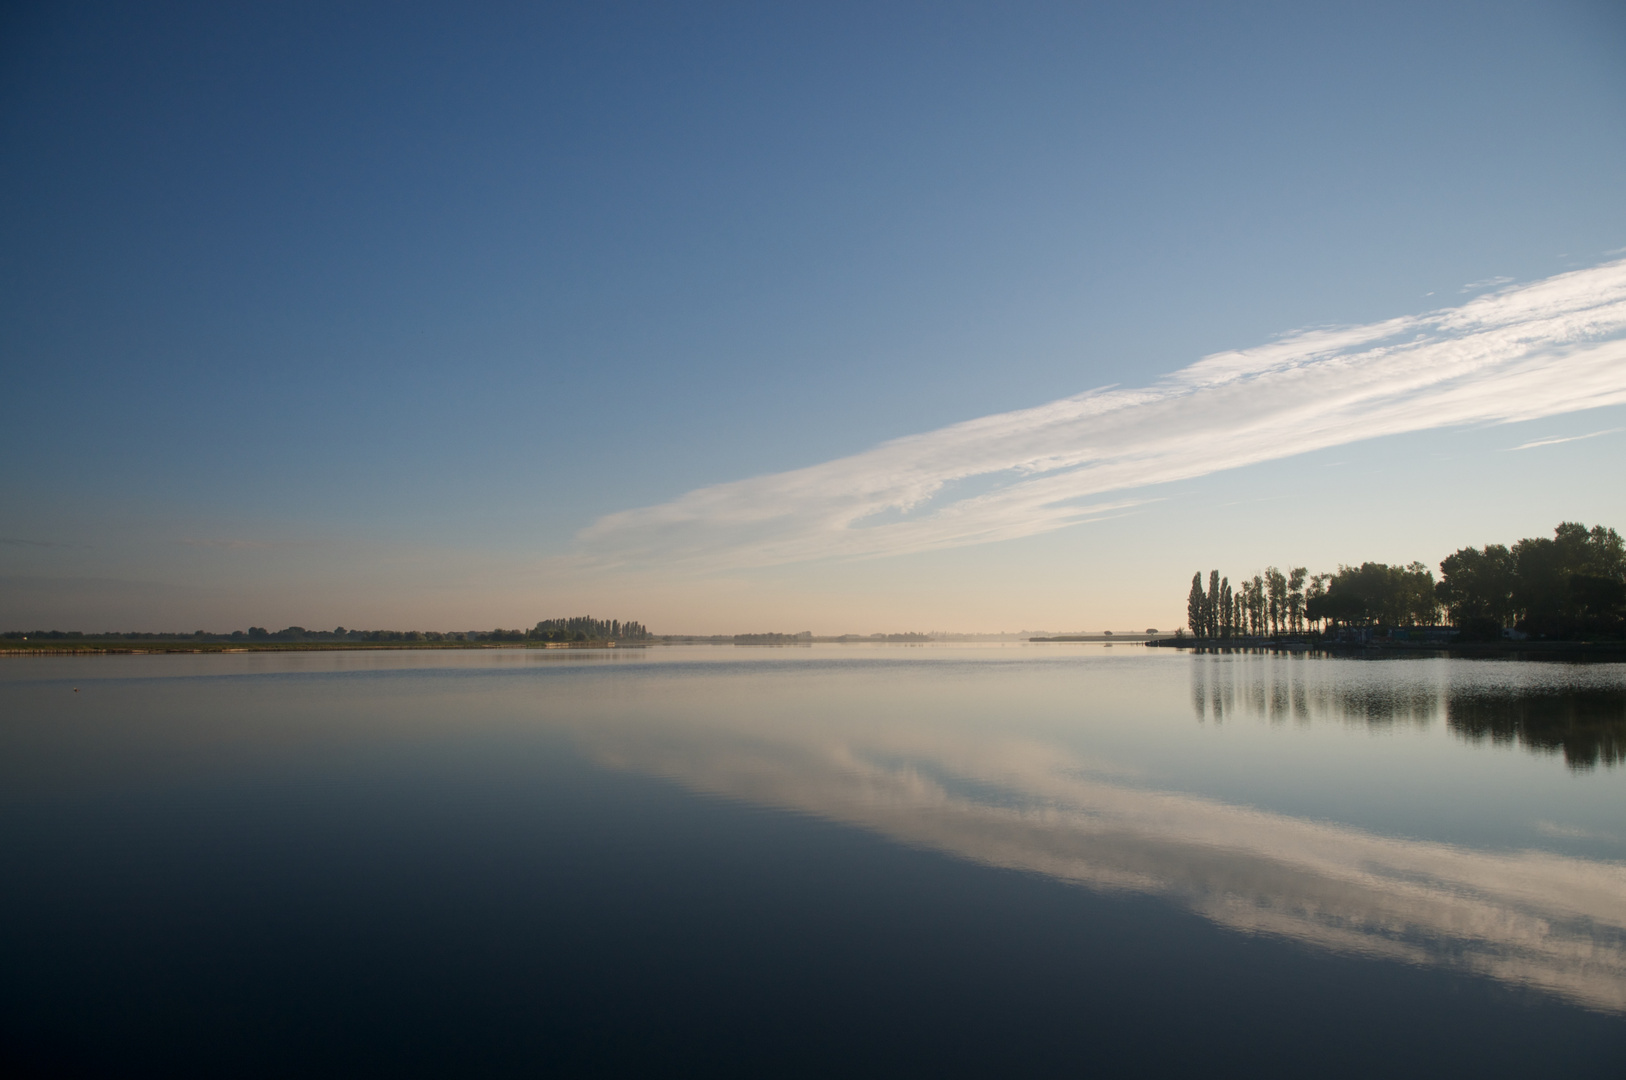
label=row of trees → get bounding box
[242,627,499,642]
[236,619,656,644]
[1306,562,1440,629]
[1183,522,1625,640]
[1436,522,1625,638]
[531,617,651,642]
[1186,566,1313,639]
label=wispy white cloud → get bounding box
[1507,427,1623,452]
[1460,275,1514,292]
[1534,820,1609,841]
[581,260,1626,571]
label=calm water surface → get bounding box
[2,644,1623,1076]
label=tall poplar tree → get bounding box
[1288,567,1307,632]
[1187,572,1205,638]
[1207,570,1221,638]
[1266,567,1287,636]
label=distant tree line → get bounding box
[4,617,655,645]
[1184,522,1625,641]
[243,627,479,642]
[530,616,651,642]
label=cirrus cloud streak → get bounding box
[582,260,1626,570]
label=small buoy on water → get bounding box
[73,687,79,693]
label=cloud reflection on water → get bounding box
[561,658,1626,1014]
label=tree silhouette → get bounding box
[1265,568,1286,636]
[1306,573,1331,631]
[1206,570,1220,637]
[1187,573,1205,638]
[1288,567,1307,633]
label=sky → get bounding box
[3,0,1625,634]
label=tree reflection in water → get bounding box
[1448,690,1626,769]
[1188,651,1626,768]
[1188,651,1440,727]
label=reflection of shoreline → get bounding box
[565,692,1626,1015]
[1154,639,1626,658]
[1188,654,1626,768]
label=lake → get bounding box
[2,644,1623,1076]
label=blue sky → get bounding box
[3,1,1625,632]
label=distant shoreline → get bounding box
[11,636,1623,658]
[0,640,632,656]
[2,636,1018,656]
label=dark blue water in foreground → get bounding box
[1,646,1623,1076]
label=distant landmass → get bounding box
[2,622,1129,654]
